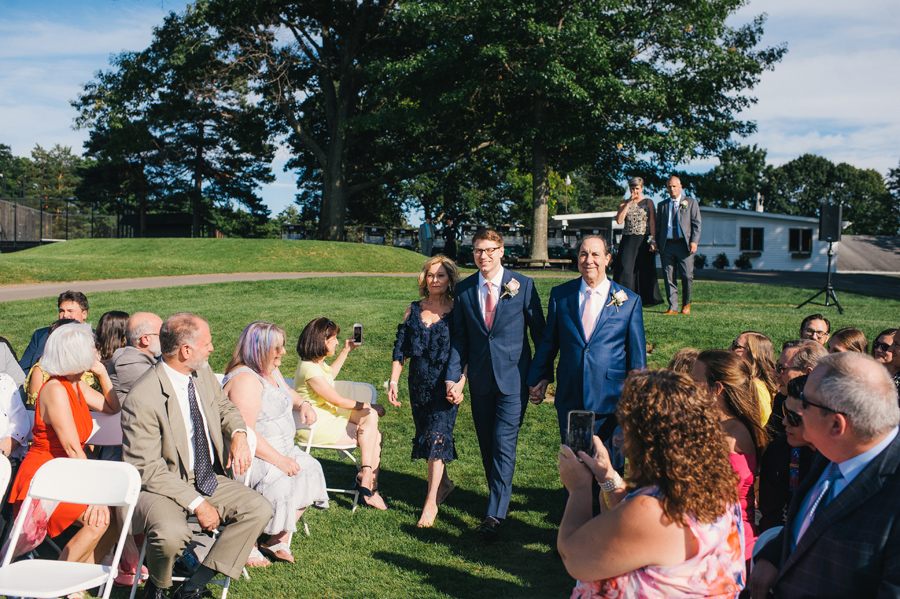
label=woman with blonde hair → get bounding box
[387,255,461,527]
[730,331,778,424]
[558,369,744,597]
[693,349,767,559]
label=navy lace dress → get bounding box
[393,301,459,462]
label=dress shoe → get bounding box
[476,516,500,543]
[143,581,169,599]
[173,585,212,599]
[663,309,678,315]
[681,304,691,315]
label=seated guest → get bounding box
[693,349,768,558]
[19,290,90,372]
[751,353,900,598]
[558,369,745,597]
[668,347,700,375]
[294,317,388,510]
[888,328,900,393]
[95,310,130,365]
[731,331,779,424]
[769,340,828,435]
[0,337,25,387]
[122,313,273,599]
[224,321,328,566]
[798,313,830,346]
[827,327,867,354]
[7,323,120,588]
[758,376,817,531]
[0,373,30,539]
[25,319,102,407]
[871,328,896,366]
[108,312,163,403]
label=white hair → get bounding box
[813,352,900,440]
[40,323,96,377]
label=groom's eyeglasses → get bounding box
[473,247,501,256]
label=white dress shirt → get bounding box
[0,373,31,460]
[477,267,506,321]
[577,276,611,332]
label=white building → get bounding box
[553,206,839,273]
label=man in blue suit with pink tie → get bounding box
[446,228,545,542]
[527,235,646,456]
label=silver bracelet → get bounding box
[599,471,624,493]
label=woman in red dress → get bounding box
[8,323,121,576]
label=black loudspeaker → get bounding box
[819,204,842,242]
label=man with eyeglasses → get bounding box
[446,228,545,542]
[108,312,164,403]
[758,376,817,532]
[798,313,831,346]
[750,353,900,599]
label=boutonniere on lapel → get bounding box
[500,279,520,299]
[606,290,628,312]
[679,199,689,211]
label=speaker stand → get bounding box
[797,242,843,314]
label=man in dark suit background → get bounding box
[446,228,545,541]
[750,352,900,598]
[527,235,646,454]
[655,176,701,315]
[19,290,89,371]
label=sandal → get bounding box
[258,542,295,564]
[354,465,375,498]
[246,546,271,568]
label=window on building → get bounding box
[789,228,813,253]
[739,227,764,252]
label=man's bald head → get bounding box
[127,312,163,356]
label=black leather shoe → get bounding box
[476,516,500,543]
[143,581,169,599]
[173,585,212,599]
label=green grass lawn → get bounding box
[0,239,429,286]
[0,276,896,598]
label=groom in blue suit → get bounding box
[527,236,646,452]
[446,228,545,541]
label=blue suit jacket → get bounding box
[446,270,545,396]
[526,277,646,415]
[18,326,50,372]
[757,431,900,598]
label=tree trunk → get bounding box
[318,145,348,241]
[192,121,204,238]
[530,93,549,261]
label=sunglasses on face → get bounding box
[781,404,803,428]
[731,341,748,351]
[775,364,802,375]
[800,391,848,416]
[873,341,891,352]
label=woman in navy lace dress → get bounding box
[388,255,462,528]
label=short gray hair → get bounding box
[811,353,899,440]
[627,177,644,188]
[160,313,206,358]
[578,235,609,255]
[788,340,828,371]
[127,313,160,346]
[40,323,96,376]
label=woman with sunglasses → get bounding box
[872,329,896,365]
[758,375,817,531]
[294,318,388,510]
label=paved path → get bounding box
[1,269,896,303]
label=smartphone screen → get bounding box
[353,323,363,346]
[566,410,595,457]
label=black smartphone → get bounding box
[566,410,595,457]
[353,323,363,346]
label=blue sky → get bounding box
[1,0,898,218]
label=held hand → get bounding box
[558,444,594,492]
[298,402,317,426]
[579,435,614,483]
[387,384,402,408]
[447,379,465,405]
[226,432,252,476]
[194,500,220,532]
[689,242,698,255]
[749,559,778,599]
[649,241,657,253]
[83,504,110,528]
[529,380,549,404]
[275,455,301,476]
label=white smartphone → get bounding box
[353,323,363,346]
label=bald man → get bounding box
[108,312,163,403]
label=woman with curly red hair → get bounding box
[558,369,745,598]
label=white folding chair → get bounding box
[0,459,141,599]
[128,430,256,599]
[293,380,377,513]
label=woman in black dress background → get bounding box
[613,177,663,306]
[387,255,461,528]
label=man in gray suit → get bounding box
[419,216,436,256]
[123,313,272,599]
[655,176,701,315]
[108,312,163,403]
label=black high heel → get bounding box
[354,465,374,497]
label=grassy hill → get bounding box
[0,238,429,286]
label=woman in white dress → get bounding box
[224,321,328,566]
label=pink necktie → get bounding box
[484,282,496,330]
[582,289,599,340]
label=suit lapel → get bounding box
[159,365,191,473]
[467,276,489,333]
[589,279,618,343]
[568,280,587,343]
[493,269,513,327]
[195,370,225,464]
